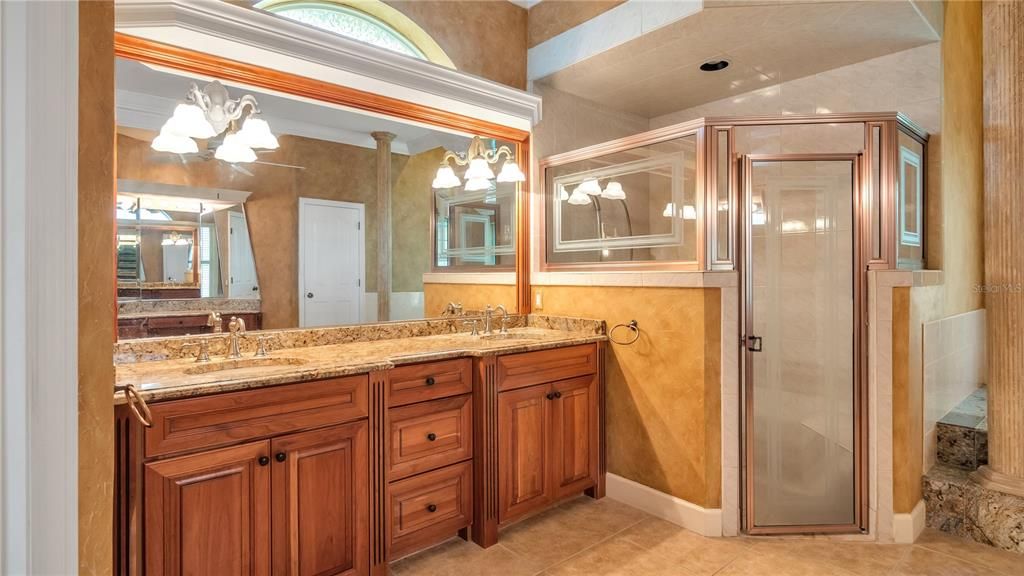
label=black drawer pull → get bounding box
[426,433,437,442]
[427,504,437,513]
[425,376,436,386]
[275,452,287,462]
[546,392,555,400]
[554,391,562,399]
[258,456,270,466]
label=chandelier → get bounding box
[151,80,279,163]
[432,136,526,191]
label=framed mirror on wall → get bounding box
[113,35,531,340]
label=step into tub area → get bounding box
[923,385,1024,553]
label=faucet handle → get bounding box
[462,319,480,336]
[500,315,510,334]
[254,335,277,357]
[228,316,246,334]
[182,340,211,363]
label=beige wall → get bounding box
[393,147,442,293]
[527,0,626,48]
[384,0,528,89]
[423,283,517,317]
[939,0,984,316]
[534,286,723,507]
[79,2,116,574]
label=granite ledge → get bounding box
[114,327,605,405]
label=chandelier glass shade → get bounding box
[151,80,278,164]
[432,135,525,191]
[601,181,626,200]
[576,178,603,196]
[567,188,592,205]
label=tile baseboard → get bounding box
[605,473,722,537]
[893,499,926,543]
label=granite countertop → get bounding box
[114,327,605,405]
[118,310,258,321]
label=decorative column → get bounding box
[372,132,396,323]
[973,0,1024,497]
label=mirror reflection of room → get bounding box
[115,57,520,339]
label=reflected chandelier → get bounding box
[432,136,526,191]
[151,80,279,163]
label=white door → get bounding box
[228,211,259,298]
[299,198,364,327]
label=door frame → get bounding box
[739,153,868,535]
[297,197,365,327]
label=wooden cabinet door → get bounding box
[271,421,369,576]
[144,441,271,576]
[550,375,600,499]
[498,384,552,524]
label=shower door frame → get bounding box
[739,153,869,535]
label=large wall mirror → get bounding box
[114,44,528,340]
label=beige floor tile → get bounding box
[714,551,862,576]
[391,537,545,576]
[748,538,912,576]
[499,497,649,567]
[915,529,1024,576]
[618,517,751,576]
[891,546,1005,576]
[542,534,692,576]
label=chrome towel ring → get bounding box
[609,320,640,345]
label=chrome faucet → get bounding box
[227,316,247,359]
[483,305,494,335]
[183,339,211,363]
[495,304,509,334]
[207,311,222,333]
[442,302,463,316]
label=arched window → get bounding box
[257,1,454,67]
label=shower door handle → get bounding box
[746,335,763,352]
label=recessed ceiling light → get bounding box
[700,60,730,72]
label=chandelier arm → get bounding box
[443,150,470,167]
[186,82,210,111]
[233,95,261,121]
[493,145,516,162]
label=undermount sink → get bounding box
[477,332,546,341]
[184,356,307,375]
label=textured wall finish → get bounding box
[533,285,722,508]
[941,0,985,316]
[384,0,528,89]
[527,0,627,48]
[423,283,517,318]
[79,2,116,574]
[976,0,1024,497]
[892,287,918,513]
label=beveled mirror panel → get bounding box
[114,44,527,339]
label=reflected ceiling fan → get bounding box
[149,79,305,176]
[149,136,305,177]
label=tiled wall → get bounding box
[923,309,987,471]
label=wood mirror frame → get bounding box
[113,32,532,318]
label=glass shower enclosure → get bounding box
[539,113,928,534]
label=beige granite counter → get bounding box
[117,310,259,321]
[115,317,605,405]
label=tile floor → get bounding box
[391,497,1022,576]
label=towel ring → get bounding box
[609,320,640,345]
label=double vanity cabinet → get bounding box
[114,338,605,575]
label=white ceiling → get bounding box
[115,58,472,155]
[534,0,940,118]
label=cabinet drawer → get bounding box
[389,461,472,559]
[389,395,472,480]
[145,375,368,458]
[497,344,598,392]
[146,315,208,329]
[388,358,472,407]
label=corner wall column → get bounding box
[974,0,1024,497]
[372,131,396,323]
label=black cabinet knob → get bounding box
[426,504,437,513]
[306,292,314,299]
[258,456,270,466]
[426,433,437,442]
[275,452,287,462]
[425,376,436,386]
[546,392,555,400]
[554,391,562,399]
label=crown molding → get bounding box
[115,0,541,130]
